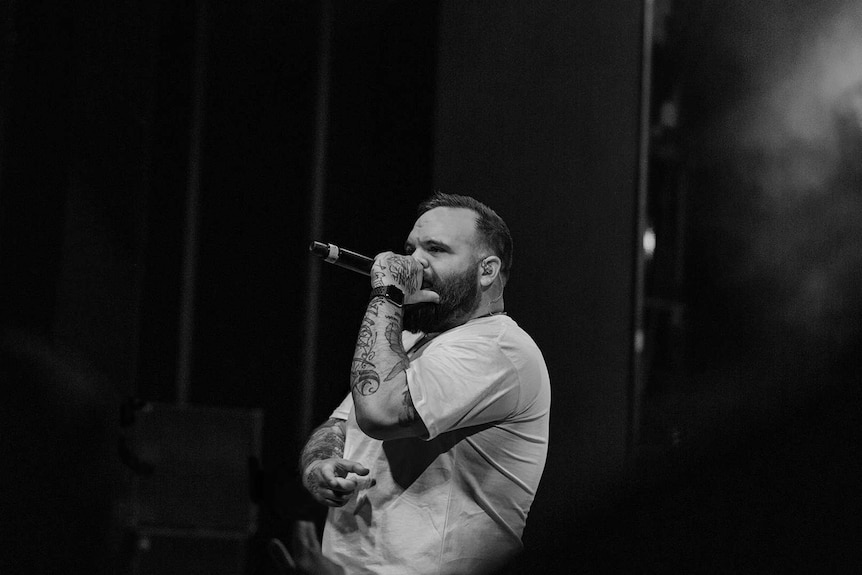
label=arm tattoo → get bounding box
[352,271,421,434]
[398,389,419,427]
[300,418,345,473]
[380,311,417,427]
[387,258,413,291]
[371,254,419,293]
[351,301,381,395]
[384,314,410,381]
[353,369,381,396]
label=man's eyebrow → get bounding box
[404,238,450,251]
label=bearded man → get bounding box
[297,193,551,575]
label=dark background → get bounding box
[2,0,860,573]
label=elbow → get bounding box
[353,392,425,441]
[355,410,393,441]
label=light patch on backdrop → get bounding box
[715,1,862,342]
[734,2,862,196]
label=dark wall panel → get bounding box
[0,0,75,335]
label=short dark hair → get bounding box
[417,192,514,281]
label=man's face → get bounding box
[402,207,484,333]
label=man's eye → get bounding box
[429,246,444,253]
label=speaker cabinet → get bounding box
[125,402,263,574]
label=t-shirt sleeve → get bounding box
[329,393,354,421]
[406,331,521,440]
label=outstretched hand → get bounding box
[372,252,440,305]
[302,458,369,508]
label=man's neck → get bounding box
[470,294,505,321]
[450,297,506,328]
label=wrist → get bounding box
[369,285,404,307]
[302,459,323,486]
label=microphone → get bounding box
[308,241,374,276]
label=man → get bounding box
[298,193,550,575]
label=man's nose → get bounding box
[410,251,430,269]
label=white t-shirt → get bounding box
[322,315,551,575]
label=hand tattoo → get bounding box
[387,258,413,291]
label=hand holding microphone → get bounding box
[309,241,438,305]
[370,251,439,306]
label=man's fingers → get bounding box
[334,459,369,477]
[321,486,353,507]
[317,460,345,483]
[372,252,425,294]
[314,484,353,507]
[409,289,440,305]
[330,477,355,491]
[310,459,369,504]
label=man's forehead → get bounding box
[407,207,478,245]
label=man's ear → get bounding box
[479,256,501,287]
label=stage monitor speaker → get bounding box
[129,531,247,575]
[125,401,263,574]
[129,402,263,531]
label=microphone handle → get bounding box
[309,241,374,276]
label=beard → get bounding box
[403,265,482,334]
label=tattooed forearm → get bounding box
[299,418,345,472]
[351,255,426,438]
[352,308,381,394]
[384,314,410,381]
[353,316,377,370]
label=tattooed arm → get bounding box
[300,417,369,507]
[350,252,437,441]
